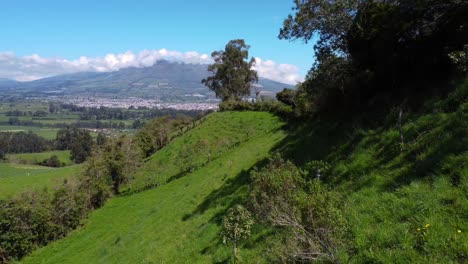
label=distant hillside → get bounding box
[0,61,294,102]
[0,78,19,88]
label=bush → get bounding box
[219,100,292,118]
[0,187,84,262]
[55,127,93,164]
[135,116,192,158]
[40,155,63,167]
[250,155,346,262]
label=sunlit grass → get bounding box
[21,111,286,263]
[0,163,81,200]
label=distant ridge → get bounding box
[0,78,19,87]
[0,61,294,102]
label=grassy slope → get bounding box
[126,111,283,192]
[277,85,468,262]
[0,163,80,200]
[22,111,286,263]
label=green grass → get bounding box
[15,83,468,263]
[0,163,81,200]
[0,126,59,140]
[126,111,285,192]
[276,87,468,262]
[7,150,73,166]
[21,111,286,263]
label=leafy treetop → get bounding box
[202,39,258,101]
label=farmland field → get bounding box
[7,150,73,166]
[0,125,59,139]
[0,163,80,199]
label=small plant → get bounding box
[415,223,431,251]
[221,205,254,262]
[304,160,331,180]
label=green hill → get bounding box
[275,84,468,262]
[18,84,468,263]
[21,111,286,263]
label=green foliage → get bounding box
[134,115,192,158]
[304,160,331,180]
[40,155,63,168]
[202,39,258,101]
[282,0,468,117]
[0,181,90,263]
[0,190,55,263]
[219,100,292,118]
[96,132,107,147]
[275,88,296,106]
[80,135,143,203]
[250,154,345,262]
[1,132,145,262]
[279,0,356,53]
[0,131,52,154]
[449,44,468,74]
[55,127,93,163]
[103,136,143,194]
[221,205,254,261]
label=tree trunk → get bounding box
[233,241,238,260]
[398,106,405,148]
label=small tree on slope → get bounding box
[221,204,254,262]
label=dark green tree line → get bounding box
[281,0,468,117]
[55,127,93,163]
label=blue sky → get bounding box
[0,0,316,83]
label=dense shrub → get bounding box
[39,155,63,168]
[135,115,192,158]
[281,0,468,119]
[250,155,346,262]
[0,132,52,154]
[0,178,96,263]
[55,127,93,163]
[219,100,292,118]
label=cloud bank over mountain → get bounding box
[0,50,303,85]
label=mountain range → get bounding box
[0,61,294,102]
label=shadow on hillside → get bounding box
[272,109,467,193]
[271,120,358,166]
[182,158,270,224]
[384,113,467,190]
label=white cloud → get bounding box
[0,50,303,84]
[253,57,303,85]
